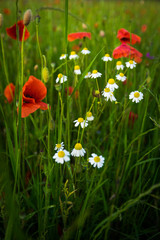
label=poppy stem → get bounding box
[36,18,43,78]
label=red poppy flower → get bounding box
[20,76,48,118]
[3,8,11,15]
[4,83,15,103]
[117,28,141,45]
[6,20,30,41]
[68,32,91,42]
[128,111,138,128]
[141,24,147,33]
[65,86,79,99]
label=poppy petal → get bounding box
[4,83,15,103]
[68,32,91,41]
[21,103,40,118]
[6,23,17,40]
[6,20,30,41]
[117,28,141,45]
[38,102,48,110]
[23,76,47,102]
[23,95,35,104]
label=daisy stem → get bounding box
[77,125,81,142]
[105,62,108,84]
[59,91,63,143]
[96,78,99,91]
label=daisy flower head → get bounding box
[106,78,119,91]
[90,70,102,79]
[102,88,116,102]
[54,142,64,151]
[116,61,124,70]
[74,117,88,128]
[126,60,136,69]
[84,72,91,79]
[74,65,81,75]
[53,149,70,164]
[56,73,67,83]
[129,90,143,103]
[60,53,67,60]
[101,53,112,62]
[69,51,79,60]
[86,111,94,121]
[71,143,86,157]
[116,72,127,82]
[81,47,91,55]
[88,153,105,168]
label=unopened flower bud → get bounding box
[34,64,38,71]
[42,67,49,83]
[23,9,32,26]
[0,14,3,28]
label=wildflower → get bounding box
[102,87,116,102]
[99,30,105,37]
[146,52,154,60]
[74,117,88,128]
[71,143,86,157]
[60,53,67,60]
[101,53,112,62]
[90,70,102,79]
[72,44,81,52]
[0,14,3,28]
[68,32,91,41]
[116,61,124,70]
[4,83,15,103]
[65,86,79,99]
[6,20,30,41]
[3,8,11,15]
[69,51,79,60]
[94,22,99,28]
[42,67,49,83]
[141,24,147,33]
[113,44,142,62]
[53,149,70,164]
[86,112,94,121]
[126,60,136,69]
[19,75,48,118]
[34,64,39,71]
[117,28,141,45]
[88,153,105,168]
[81,47,91,55]
[129,91,143,103]
[106,79,118,91]
[84,72,91,79]
[116,73,127,82]
[128,111,138,128]
[82,23,87,29]
[54,142,64,150]
[93,89,101,98]
[56,73,67,83]
[74,65,81,75]
[23,9,32,26]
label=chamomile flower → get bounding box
[69,51,79,60]
[71,143,86,157]
[74,65,81,75]
[86,112,94,121]
[53,149,70,164]
[126,60,136,69]
[54,142,64,151]
[88,153,105,168]
[116,61,124,70]
[84,72,91,79]
[129,91,143,103]
[60,54,67,60]
[56,73,67,83]
[81,47,91,55]
[90,70,102,79]
[116,72,127,82]
[74,117,88,128]
[102,88,116,102]
[106,78,119,91]
[101,53,112,62]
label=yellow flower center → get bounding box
[58,151,65,158]
[108,78,115,84]
[129,60,133,64]
[134,92,140,98]
[56,143,62,149]
[94,156,100,162]
[95,90,100,95]
[75,143,82,150]
[119,73,124,77]
[117,61,122,65]
[61,54,65,57]
[83,47,88,50]
[71,51,76,55]
[58,73,63,78]
[78,117,84,123]
[92,70,98,74]
[105,54,110,57]
[74,65,80,70]
[86,112,92,117]
[104,88,110,92]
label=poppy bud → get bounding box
[23,9,32,26]
[0,14,3,28]
[34,64,38,71]
[42,67,49,83]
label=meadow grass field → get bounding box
[0,0,160,239]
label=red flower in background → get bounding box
[65,86,79,99]
[4,83,15,103]
[3,8,11,15]
[141,24,147,33]
[128,111,138,128]
[20,76,48,118]
[6,20,30,41]
[68,32,91,41]
[117,28,141,45]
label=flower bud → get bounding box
[23,9,32,26]
[42,67,49,83]
[0,14,3,28]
